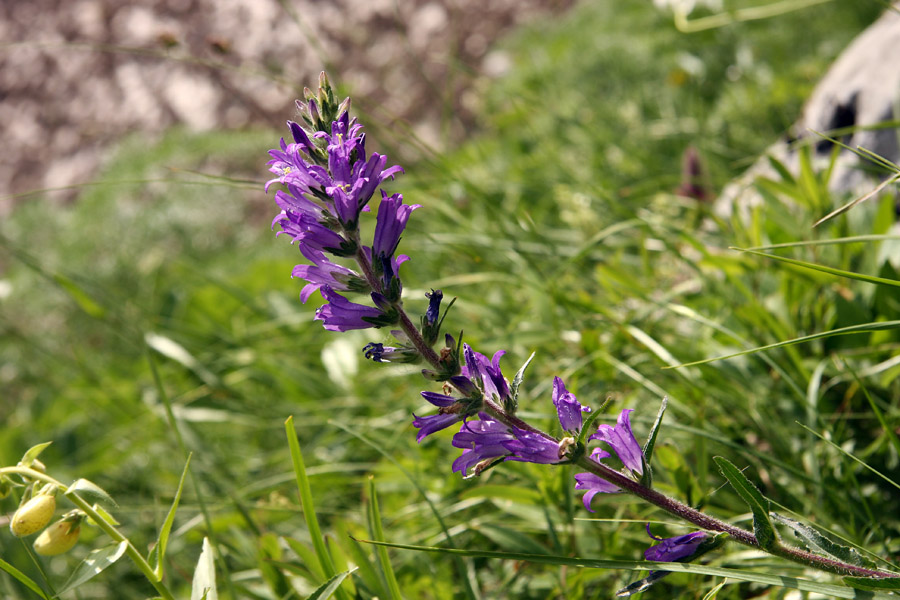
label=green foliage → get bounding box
[2,1,899,598]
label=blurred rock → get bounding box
[715,3,900,220]
[0,0,573,214]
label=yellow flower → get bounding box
[33,518,81,556]
[10,493,56,537]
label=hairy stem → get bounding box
[355,264,898,580]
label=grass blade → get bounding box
[152,454,192,579]
[355,539,895,599]
[284,417,352,600]
[667,320,900,368]
[365,477,402,600]
[733,247,900,288]
[0,557,50,599]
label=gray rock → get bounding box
[715,3,900,220]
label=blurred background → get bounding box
[2,1,898,599]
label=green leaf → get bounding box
[52,273,106,318]
[813,172,900,227]
[366,477,402,600]
[459,484,541,504]
[734,247,900,288]
[285,417,352,600]
[145,332,221,388]
[843,576,900,591]
[668,320,900,368]
[57,541,128,596]
[306,569,358,600]
[770,513,877,569]
[191,537,218,600]
[640,396,667,487]
[357,539,896,599]
[283,537,327,581]
[713,456,777,549]
[65,478,117,507]
[19,442,53,469]
[509,352,536,407]
[0,556,50,599]
[151,454,191,578]
[476,524,550,556]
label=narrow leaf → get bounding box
[668,320,900,368]
[713,457,777,549]
[191,537,218,600]
[734,247,900,288]
[152,454,192,578]
[65,479,117,507]
[843,576,900,591]
[145,332,220,387]
[366,477,402,600]
[510,352,536,405]
[284,417,350,600]
[0,556,50,599]
[642,396,667,464]
[813,173,900,227]
[306,569,357,600]
[52,273,106,318]
[640,396,667,488]
[357,539,895,599]
[19,442,53,469]
[771,513,876,569]
[57,541,128,596]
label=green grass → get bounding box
[2,1,898,598]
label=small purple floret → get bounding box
[314,287,384,331]
[552,376,590,433]
[644,524,707,563]
[451,414,516,477]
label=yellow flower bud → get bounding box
[33,519,81,556]
[10,493,56,537]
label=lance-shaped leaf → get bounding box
[771,513,877,569]
[151,454,192,578]
[713,456,777,549]
[843,576,900,592]
[640,396,667,487]
[57,541,128,596]
[19,442,53,469]
[508,351,536,413]
[66,478,117,507]
[306,568,358,600]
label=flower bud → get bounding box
[33,518,81,556]
[10,493,56,537]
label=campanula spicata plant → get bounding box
[265,72,900,594]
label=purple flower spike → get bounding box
[552,377,590,433]
[574,472,621,512]
[314,287,384,331]
[644,525,707,563]
[590,408,644,476]
[504,428,561,465]
[451,414,516,477]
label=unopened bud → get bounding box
[10,493,56,537]
[33,518,81,556]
